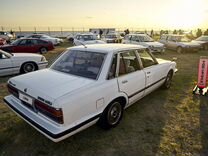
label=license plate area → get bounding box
[19,92,33,106]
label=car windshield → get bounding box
[51,50,106,80]
[106,34,117,38]
[79,35,97,41]
[138,35,154,42]
[196,36,208,41]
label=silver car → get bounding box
[159,34,201,53]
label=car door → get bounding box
[136,49,166,95]
[167,36,177,50]
[117,50,146,105]
[15,39,28,52]
[0,52,13,76]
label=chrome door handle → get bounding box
[122,80,128,84]
[147,72,151,74]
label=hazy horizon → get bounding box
[1,0,208,30]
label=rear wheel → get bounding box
[98,101,123,129]
[177,46,183,53]
[21,62,37,73]
[162,70,173,89]
[40,47,47,54]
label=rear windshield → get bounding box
[51,50,106,80]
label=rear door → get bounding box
[117,49,146,105]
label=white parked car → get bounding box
[0,50,48,76]
[26,34,63,46]
[159,34,201,53]
[102,33,123,43]
[0,31,14,42]
[72,33,106,46]
[4,44,177,142]
[122,34,165,53]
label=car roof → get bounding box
[162,34,184,37]
[68,44,145,53]
[128,33,148,36]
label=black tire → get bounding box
[177,46,183,53]
[98,101,123,129]
[162,70,173,89]
[21,62,37,73]
[40,47,48,54]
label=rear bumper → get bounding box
[4,95,100,142]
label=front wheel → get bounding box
[162,71,173,89]
[98,101,123,129]
[21,62,36,73]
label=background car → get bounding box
[0,31,14,42]
[102,33,123,43]
[191,35,208,50]
[0,38,7,46]
[0,38,54,53]
[70,33,106,46]
[0,50,48,76]
[4,44,177,142]
[159,34,201,53]
[122,34,165,53]
[25,34,63,46]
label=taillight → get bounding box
[34,99,63,124]
[7,84,19,98]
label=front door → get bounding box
[137,49,166,95]
[117,50,146,106]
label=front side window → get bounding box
[51,50,106,80]
[138,35,154,42]
[118,50,140,76]
[137,49,157,68]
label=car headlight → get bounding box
[41,56,46,62]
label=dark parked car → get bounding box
[0,38,54,53]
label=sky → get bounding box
[1,0,208,30]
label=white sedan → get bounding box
[73,33,106,46]
[0,50,48,76]
[123,34,165,53]
[4,44,177,142]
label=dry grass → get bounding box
[0,43,208,156]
